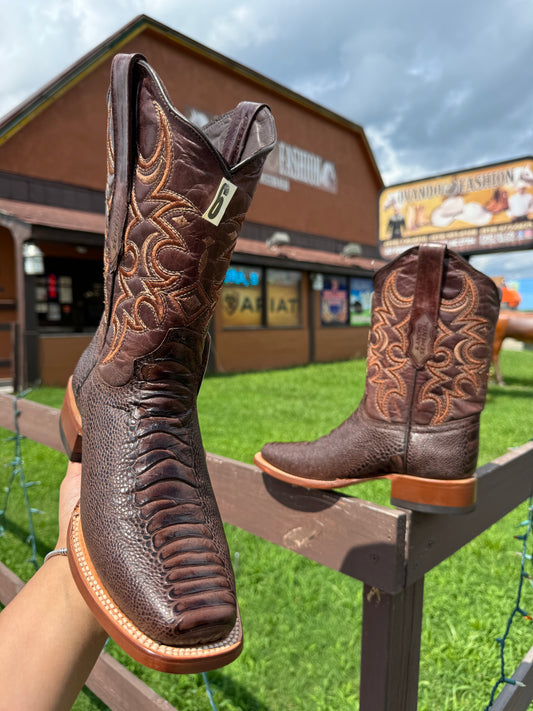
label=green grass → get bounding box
[1,348,533,710]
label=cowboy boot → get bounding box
[255,244,500,514]
[59,53,276,673]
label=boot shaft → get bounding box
[100,54,276,386]
[365,244,500,426]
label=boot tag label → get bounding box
[202,178,238,226]
[409,312,435,368]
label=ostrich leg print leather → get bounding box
[61,53,276,670]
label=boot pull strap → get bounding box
[221,101,269,167]
[106,53,145,274]
[407,243,446,369]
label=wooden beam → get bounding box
[0,561,178,711]
[0,560,24,603]
[0,393,63,452]
[86,652,177,711]
[490,646,533,711]
[208,453,408,593]
[0,394,409,593]
[405,441,533,586]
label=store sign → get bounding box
[185,106,337,195]
[222,266,302,328]
[379,158,533,257]
[266,269,301,327]
[274,142,337,193]
[222,267,262,327]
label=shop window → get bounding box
[35,256,104,332]
[266,269,301,327]
[321,275,348,326]
[222,265,303,328]
[349,277,373,326]
[222,266,263,327]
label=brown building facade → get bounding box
[0,15,384,388]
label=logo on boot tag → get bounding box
[202,178,238,226]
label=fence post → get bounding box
[359,579,424,711]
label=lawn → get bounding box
[1,348,532,710]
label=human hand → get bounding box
[55,461,81,549]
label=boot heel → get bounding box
[389,474,476,515]
[60,376,82,462]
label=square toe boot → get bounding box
[59,53,276,673]
[255,244,500,515]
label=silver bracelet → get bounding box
[43,547,68,563]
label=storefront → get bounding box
[0,15,384,387]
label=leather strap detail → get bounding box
[407,243,446,368]
[106,53,145,275]
[221,102,269,167]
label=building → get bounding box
[0,15,384,388]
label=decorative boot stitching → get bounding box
[104,100,245,366]
[419,272,492,424]
[367,270,413,419]
[368,269,492,424]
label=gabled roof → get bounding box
[0,14,383,187]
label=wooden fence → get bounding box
[0,323,18,391]
[0,391,532,711]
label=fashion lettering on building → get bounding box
[378,157,533,257]
[275,141,337,194]
[185,106,337,195]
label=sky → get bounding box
[1,0,532,187]
[1,0,532,286]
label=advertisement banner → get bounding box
[379,158,533,257]
[321,276,348,325]
[349,277,373,326]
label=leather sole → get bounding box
[254,452,476,515]
[67,503,243,673]
[61,377,243,673]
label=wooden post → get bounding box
[360,579,424,711]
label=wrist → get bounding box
[44,548,68,563]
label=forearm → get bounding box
[0,555,108,711]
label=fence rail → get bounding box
[0,392,532,710]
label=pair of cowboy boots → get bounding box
[60,53,500,675]
[60,53,276,673]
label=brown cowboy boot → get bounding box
[59,53,276,673]
[255,244,500,514]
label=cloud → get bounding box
[471,249,533,280]
[1,0,532,188]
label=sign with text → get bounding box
[185,106,337,195]
[379,158,533,257]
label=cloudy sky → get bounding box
[1,0,532,188]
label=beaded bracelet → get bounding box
[43,548,68,563]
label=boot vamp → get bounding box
[78,339,236,647]
[261,407,405,481]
